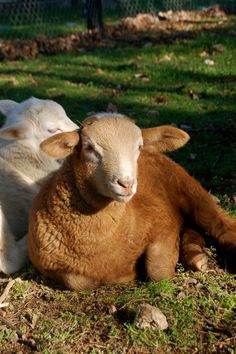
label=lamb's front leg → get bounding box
[145,233,179,281]
[53,271,100,291]
[0,212,28,274]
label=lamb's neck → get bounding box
[0,139,60,184]
[57,158,125,214]
[78,181,113,210]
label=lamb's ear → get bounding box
[0,100,19,116]
[142,125,190,153]
[0,123,30,140]
[40,131,80,159]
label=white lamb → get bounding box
[0,97,78,274]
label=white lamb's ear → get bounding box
[0,120,32,140]
[142,125,190,153]
[0,100,19,116]
[40,131,80,159]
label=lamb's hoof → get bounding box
[191,254,208,272]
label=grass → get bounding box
[0,6,86,39]
[0,17,236,353]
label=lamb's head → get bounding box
[80,114,142,202]
[0,97,78,148]
[40,113,190,203]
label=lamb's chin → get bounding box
[109,192,134,203]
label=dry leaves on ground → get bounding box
[0,6,228,60]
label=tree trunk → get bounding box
[86,0,104,33]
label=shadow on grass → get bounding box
[0,22,235,194]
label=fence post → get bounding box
[86,0,104,34]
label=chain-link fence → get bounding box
[0,0,235,39]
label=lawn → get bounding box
[0,16,235,353]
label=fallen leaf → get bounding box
[177,291,185,299]
[134,73,143,79]
[204,59,215,66]
[154,95,168,104]
[189,90,200,100]
[96,68,104,74]
[199,51,210,57]
[142,76,150,82]
[28,74,37,86]
[159,54,172,62]
[134,73,150,81]
[212,43,225,52]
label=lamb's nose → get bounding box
[117,177,134,189]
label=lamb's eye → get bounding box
[85,144,95,152]
[48,128,62,134]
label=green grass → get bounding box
[0,18,235,353]
[0,6,86,39]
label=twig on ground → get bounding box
[0,315,22,336]
[0,277,22,306]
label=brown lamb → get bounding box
[28,114,236,290]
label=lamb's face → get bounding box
[80,116,143,203]
[40,114,190,204]
[0,97,78,148]
[30,99,78,142]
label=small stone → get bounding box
[134,303,168,330]
[204,59,215,66]
[108,305,117,314]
